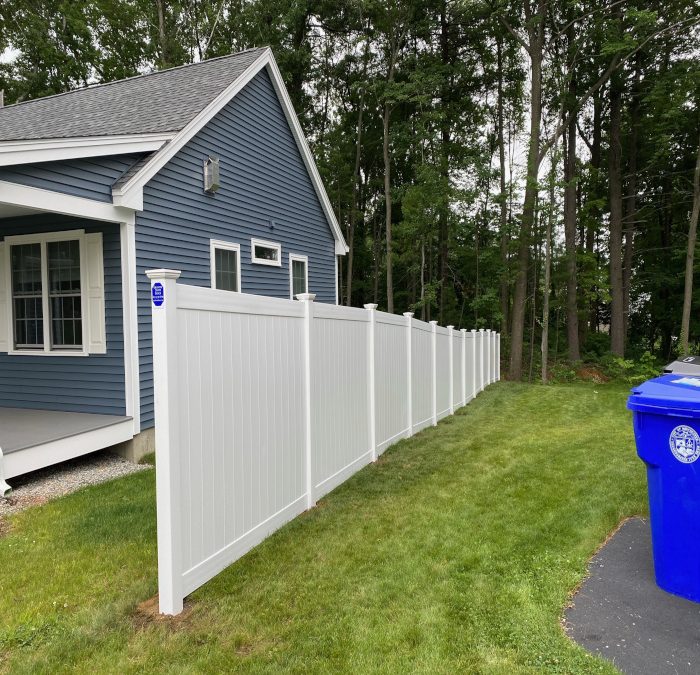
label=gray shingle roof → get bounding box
[0,48,267,142]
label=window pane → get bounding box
[48,240,82,348]
[254,244,278,262]
[292,259,307,296]
[11,243,43,348]
[215,247,238,292]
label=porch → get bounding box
[0,407,133,491]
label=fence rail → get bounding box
[147,269,500,615]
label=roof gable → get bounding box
[0,49,266,142]
[113,49,348,254]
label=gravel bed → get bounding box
[0,451,152,519]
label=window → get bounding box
[210,240,241,292]
[289,254,308,298]
[251,238,281,266]
[1,230,105,356]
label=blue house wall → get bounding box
[135,68,338,427]
[0,214,126,415]
[0,154,145,203]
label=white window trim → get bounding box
[210,239,242,292]
[4,229,89,356]
[251,238,282,267]
[289,253,309,299]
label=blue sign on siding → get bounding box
[152,282,164,307]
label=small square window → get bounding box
[251,238,281,266]
[210,240,241,292]
[290,254,308,298]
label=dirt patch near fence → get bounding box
[132,595,194,631]
[575,365,610,383]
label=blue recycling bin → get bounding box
[627,374,700,602]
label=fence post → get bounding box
[404,312,414,437]
[460,329,467,407]
[298,292,317,510]
[470,328,478,399]
[486,329,492,385]
[146,268,183,616]
[479,328,486,392]
[430,320,438,426]
[365,303,378,461]
[447,325,455,415]
[492,331,497,383]
[497,333,501,381]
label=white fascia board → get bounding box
[113,49,349,255]
[0,180,135,224]
[0,133,173,167]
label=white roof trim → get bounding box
[0,133,173,167]
[112,49,349,254]
[0,180,135,224]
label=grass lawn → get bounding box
[0,382,647,674]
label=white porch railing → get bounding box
[147,270,500,615]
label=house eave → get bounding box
[0,133,174,167]
[112,49,349,254]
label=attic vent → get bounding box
[203,156,220,193]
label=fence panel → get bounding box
[311,304,371,500]
[436,325,451,420]
[411,319,433,433]
[148,270,500,615]
[453,330,465,408]
[375,312,410,454]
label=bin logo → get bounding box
[669,425,700,463]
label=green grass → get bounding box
[0,382,647,674]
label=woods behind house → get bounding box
[2,0,699,379]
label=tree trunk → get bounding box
[587,89,602,334]
[383,98,394,314]
[509,36,543,379]
[564,117,580,360]
[680,133,700,355]
[609,69,625,357]
[345,88,365,306]
[438,2,451,323]
[563,15,580,361]
[155,0,169,68]
[542,154,555,382]
[623,58,641,337]
[497,33,510,336]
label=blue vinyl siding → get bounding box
[0,154,144,202]
[0,214,125,415]
[135,68,337,427]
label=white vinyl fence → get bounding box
[147,269,500,614]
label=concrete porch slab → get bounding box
[0,407,131,454]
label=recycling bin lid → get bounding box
[664,355,700,375]
[628,373,700,418]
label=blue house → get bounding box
[0,48,348,491]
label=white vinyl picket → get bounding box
[147,269,500,615]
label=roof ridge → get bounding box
[0,47,269,112]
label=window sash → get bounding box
[251,238,281,266]
[210,240,241,292]
[11,243,43,349]
[214,247,239,292]
[8,233,85,353]
[291,259,307,297]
